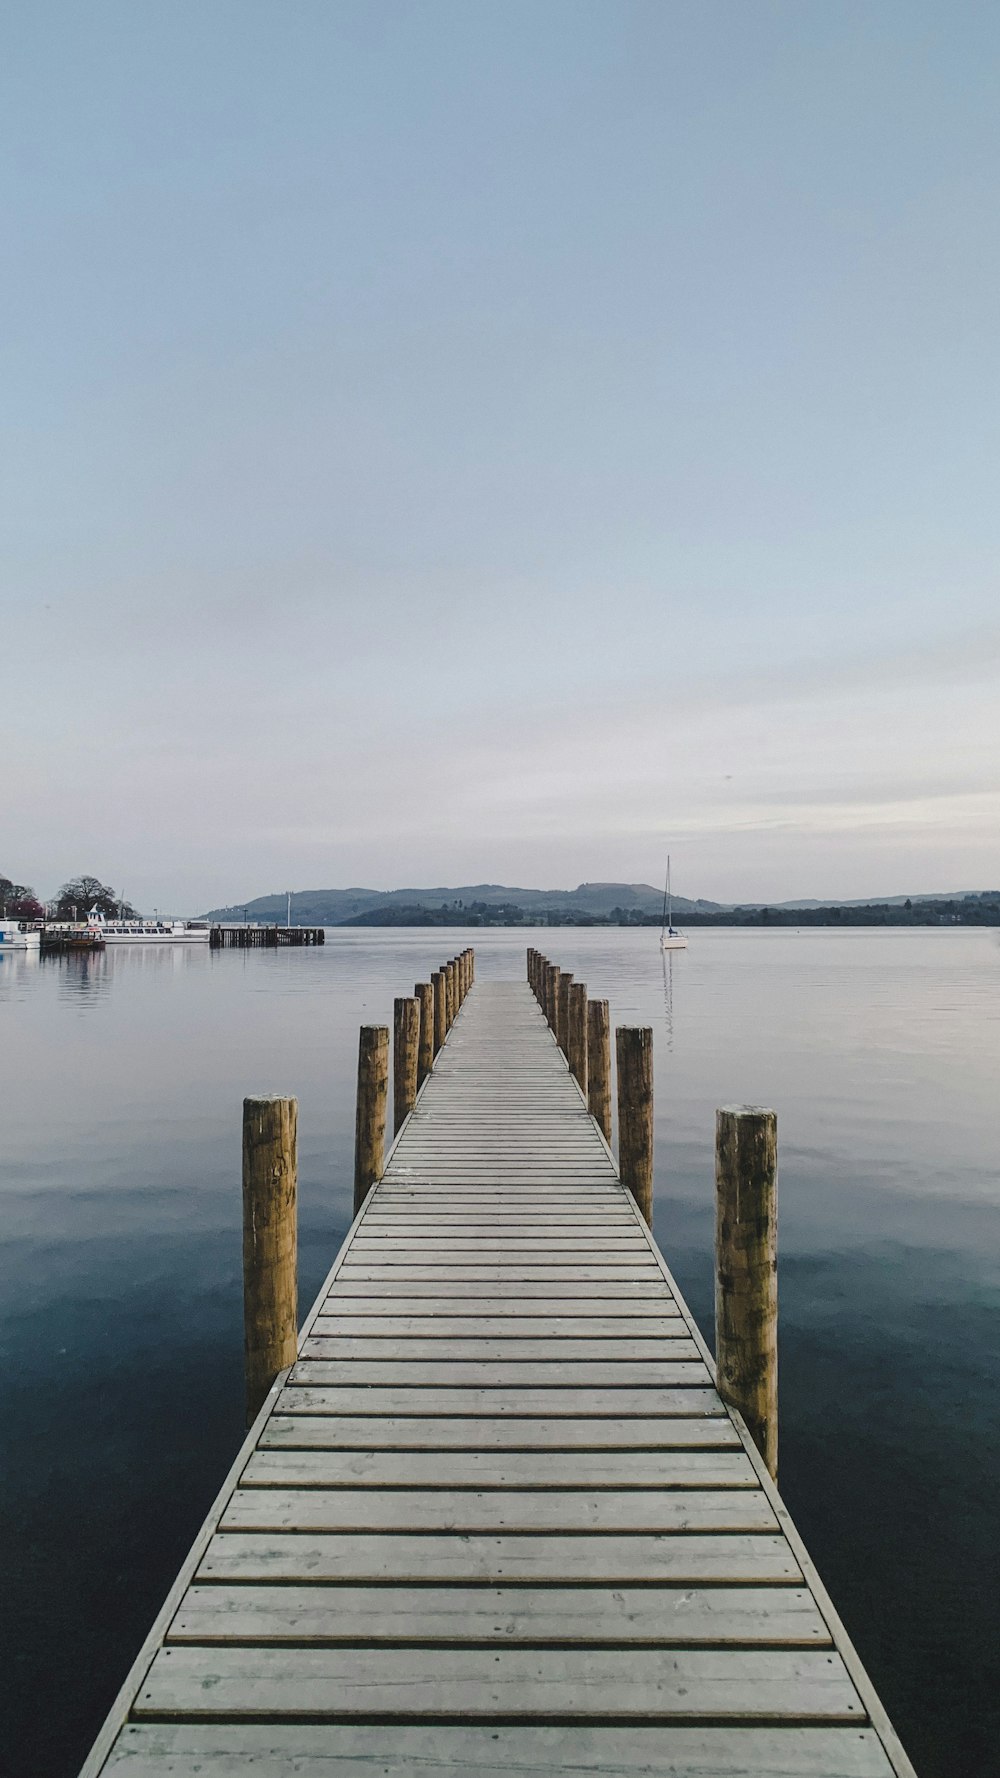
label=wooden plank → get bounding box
[279,1386,725,1417]
[312,1316,686,1338]
[136,1645,861,1721]
[338,1266,663,1280]
[259,1416,743,1450]
[349,1235,648,1249]
[196,1531,801,1584]
[325,1280,673,1298]
[240,1447,758,1487]
[168,1582,828,1646]
[100,1722,899,1776]
[291,1359,712,1387]
[316,1300,681,1320]
[304,1335,701,1359]
[219,1486,778,1534]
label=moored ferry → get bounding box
[86,909,210,944]
[0,919,41,951]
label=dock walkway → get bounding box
[84,981,914,1778]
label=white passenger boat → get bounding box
[86,910,210,944]
[659,856,688,951]
[0,919,41,951]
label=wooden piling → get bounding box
[557,971,573,1053]
[545,963,560,1032]
[616,1026,654,1223]
[445,960,457,1028]
[432,970,446,1053]
[588,998,612,1143]
[393,996,420,1134]
[568,981,588,1096]
[242,1094,297,1425]
[353,1025,388,1216]
[715,1104,778,1479]
[415,982,434,1086]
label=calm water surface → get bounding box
[1,928,998,1776]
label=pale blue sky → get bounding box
[3,2,998,910]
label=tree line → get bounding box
[0,873,137,921]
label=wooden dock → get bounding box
[82,978,915,1778]
[209,924,325,948]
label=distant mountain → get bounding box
[203,881,724,924]
[764,891,990,910]
[203,882,1000,927]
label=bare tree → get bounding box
[53,876,137,920]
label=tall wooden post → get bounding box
[432,970,446,1053]
[557,971,573,1053]
[616,1026,653,1223]
[393,996,420,1134]
[546,964,560,1032]
[588,999,612,1143]
[445,960,457,1028]
[242,1094,297,1425]
[415,981,434,1086]
[715,1105,778,1479]
[568,981,588,1096]
[353,1025,388,1216]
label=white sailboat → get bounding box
[659,856,688,951]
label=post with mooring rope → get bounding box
[616,1026,653,1223]
[715,1105,778,1480]
[242,1094,297,1425]
[353,1025,388,1216]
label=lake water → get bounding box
[1,927,998,1776]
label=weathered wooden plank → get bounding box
[259,1415,743,1450]
[196,1531,801,1584]
[100,1722,899,1777]
[326,1280,672,1298]
[168,1582,828,1646]
[220,1486,778,1534]
[279,1386,725,1417]
[305,1335,701,1359]
[291,1359,712,1387]
[312,1317,684,1340]
[316,1301,681,1321]
[240,1447,758,1488]
[136,1645,860,1721]
[338,1266,662,1280]
[350,1235,648,1249]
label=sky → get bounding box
[2,1,998,912]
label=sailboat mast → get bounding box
[661,860,669,933]
[667,855,672,931]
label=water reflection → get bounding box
[660,948,675,1051]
